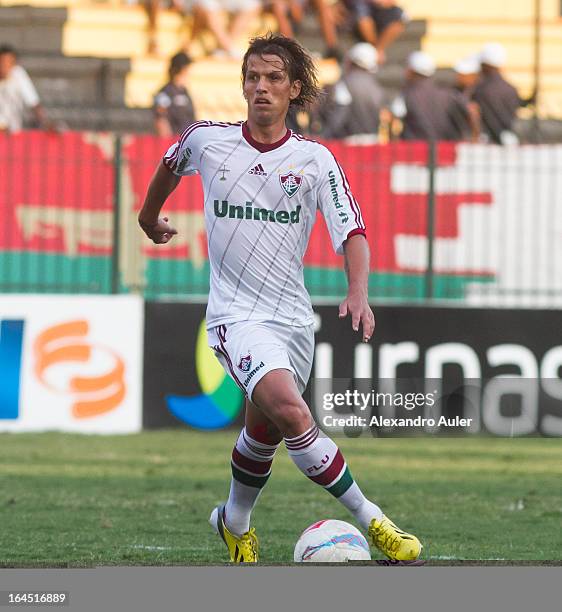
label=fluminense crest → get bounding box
[279,172,302,198]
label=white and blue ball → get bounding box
[294,520,371,562]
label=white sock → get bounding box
[224,428,279,535]
[338,482,383,529]
[285,425,383,529]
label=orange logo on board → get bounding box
[33,320,126,418]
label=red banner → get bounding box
[0,131,493,275]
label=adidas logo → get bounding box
[248,163,267,176]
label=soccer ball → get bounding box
[294,519,371,562]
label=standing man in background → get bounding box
[153,51,196,136]
[448,55,481,141]
[454,55,480,98]
[472,42,534,145]
[0,45,51,133]
[392,51,478,142]
[319,42,383,140]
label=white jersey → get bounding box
[163,120,366,328]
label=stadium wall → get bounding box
[1,297,560,435]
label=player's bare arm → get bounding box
[138,161,180,244]
[339,234,375,342]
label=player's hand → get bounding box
[339,291,375,342]
[138,216,178,244]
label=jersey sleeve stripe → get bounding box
[163,120,239,171]
[164,119,209,168]
[334,157,360,228]
[334,158,366,230]
[341,167,365,228]
[166,120,209,168]
[319,143,366,230]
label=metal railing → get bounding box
[1,131,561,306]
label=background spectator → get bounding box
[275,0,342,59]
[454,55,480,97]
[266,0,295,40]
[448,55,481,141]
[144,0,160,55]
[178,0,261,57]
[317,42,383,139]
[153,51,196,135]
[391,51,478,142]
[0,45,51,133]
[127,0,165,55]
[342,0,408,64]
[472,42,534,145]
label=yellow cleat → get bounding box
[209,505,259,563]
[368,515,422,561]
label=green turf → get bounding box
[0,432,561,566]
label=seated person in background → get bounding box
[269,0,342,59]
[266,0,295,39]
[315,43,383,139]
[342,0,408,64]
[144,0,160,55]
[153,51,196,136]
[391,51,479,142]
[178,0,261,58]
[0,45,51,133]
[472,42,535,145]
[123,0,160,55]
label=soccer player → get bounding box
[139,34,421,564]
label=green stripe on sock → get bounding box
[231,464,270,489]
[325,466,354,498]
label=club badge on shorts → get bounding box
[279,172,302,198]
[238,353,252,372]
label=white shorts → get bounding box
[208,320,315,402]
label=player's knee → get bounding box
[272,399,312,438]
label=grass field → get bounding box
[0,431,561,566]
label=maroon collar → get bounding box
[242,121,291,152]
